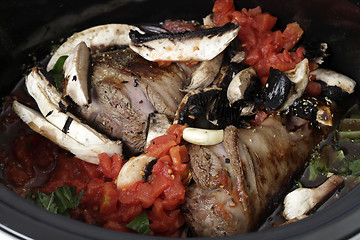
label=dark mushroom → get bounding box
[302,41,329,64]
[174,87,221,129]
[263,67,293,111]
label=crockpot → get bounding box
[0,0,359,239]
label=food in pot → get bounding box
[0,0,358,237]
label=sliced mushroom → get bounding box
[263,59,310,111]
[311,68,356,94]
[23,67,122,162]
[186,52,224,91]
[116,154,157,190]
[13,101,121,164]
[280,58,310,111]
[303,42,329,65]
[129,22,240,62]
[47,24,143,71]
[145,113,171,149]
[63,41,90,106]
[203,14,215,27]
[283,175,344,220]
[263,68,293,111]
[174,86,221,128]
[227,67,257,105]
[26,67,116,147]
[183,127,224,146]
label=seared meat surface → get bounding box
[183,116,324,237]
[78,48,188,154]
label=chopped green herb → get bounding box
[26,185,83,217]
[126,213,151,235]
[48,55,68,91]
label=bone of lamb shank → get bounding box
[183,116,325,237]
[77,48,188,154]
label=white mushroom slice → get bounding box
[145,113,171,149]
[183,127,223,146]
[47,24,143,71]
[186,52,224,91]
[26,67,118,148]
[116,154,156,189]
[26,67,68,110]
[280,58,310,111]
[283,175,344,221]
[13,101,122,164]
[227,67,257,105]
[26,67,122,158]
[129,22,240,62]
[230,51,246,63]
[203,14,215,27]
[311,68,356,94]
[63,41,90,106]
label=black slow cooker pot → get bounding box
[0,0,359,239]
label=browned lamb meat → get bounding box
[183,116,325,237]
[77,48,188,154]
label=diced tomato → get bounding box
[149,199,185,236]
[283,22,304,51]
[169,145,190,177]
[151,156,173,178]
[242,5,262,17]
[100,182,118,215]
[81,161,103,179]
[117,203,144,223]
[150,174,171,199]
[163,175,185,203]
[118,181,141,204]
[212,0,235,14]
[86,178,105,204]
[253,13,277,32]
[213,0,305,85]
[169,145,189,165]
[306,81,322,96]
[250,111,268,126]
[166,124,186,144]
[98,153,123,179]
[146,135,177,158]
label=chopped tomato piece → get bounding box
[146,135,177,158]
[98,153,123,179]
[250,111,268,126]
[283,22,304,51]
[166,124,186,144]
[253,13,277,32]
[100,182,118,215]
[213,0,305,85]
[212,0,235,14]
[306,81,322,96]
